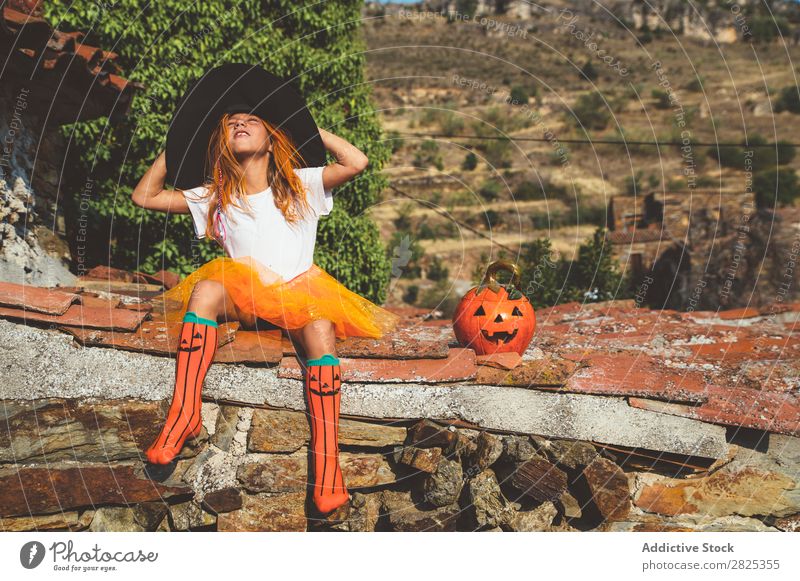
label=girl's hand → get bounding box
[131,151,192,213]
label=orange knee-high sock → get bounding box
[145,311,218,464]
[305,353,350,513]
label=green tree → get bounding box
[580,60,598,82]
[651,88,671,109]
[426,254,449,281]
[571,92,611,130]
[519,238,562,308]
[413,140,444,170]
[775,86,800,114]
[754,168,800,208]
[563,227,628,302]
[462,151,478,171]
[46,0,394,304]
[455,0,479,19]
[509,85,530,104]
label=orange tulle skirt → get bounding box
[151,256,401,340]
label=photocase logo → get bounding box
[20,541,46,569]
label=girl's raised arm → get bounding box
[131,151,191,213]
[318,128,369,190]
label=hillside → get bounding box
[362,1,800,312]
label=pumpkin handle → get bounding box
[480,259,521,293]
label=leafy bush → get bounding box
[775,86,800,114]
[402,284,419,304]
[484,137,513,168]
[684,76,705,93]
[651,88,671,110]
[571,92,611,130]
[580,60,598,82]
[562,227,628,303]
[462,151,478,170]
[754,168,800,208]
[413,140,444,170]
[748,15,790,44]
[519,238,562,308]
[518,228,631,307]
[478,180,501,202]
[426,254,449,281]
[515,180,541,201]
[708,134,796,170]
[509,85,531,104]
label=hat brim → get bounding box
[165,63,326,190]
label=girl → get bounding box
[131,111,400,514]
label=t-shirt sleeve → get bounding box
[180,186,210,239]
[296,165,334,217]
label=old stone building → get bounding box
[0,0,141,286]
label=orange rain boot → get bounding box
[305,353,350,514]
[145,311,218,464]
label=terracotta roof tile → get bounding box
[0,302,148,331]
[0,281,78,315]
[564,353,708,403]
[60,320,238,355]
[278,347,477,383]
[1,3,144,123]
[214,330,283,364]
[629,387,800,437]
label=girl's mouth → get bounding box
[234,130,250,138]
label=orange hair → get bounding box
[201,113,314,239]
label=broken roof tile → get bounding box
[214,330,283,364]
[629,387,800,437]
[76,293,122,310]
[60,320,238,356]
[0,281,78,315]
[475,351,522,370]
[0,302,148,331]
[277,347,477,383]
[476,354,580,387]
[337,324,453,359]
[564,353,708,403]
[718,307,762,320]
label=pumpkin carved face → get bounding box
[452,260,536,356]
[473,302,527,345]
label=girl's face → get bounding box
[226,113,272,157]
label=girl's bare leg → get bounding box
[288,319,337,361]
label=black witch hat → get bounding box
[165,62,326,190]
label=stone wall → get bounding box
[1,396,797,532]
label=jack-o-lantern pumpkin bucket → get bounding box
[453,260,536,356]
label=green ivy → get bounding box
[45,0,393,304]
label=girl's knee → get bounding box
[192,279,225,297]
[188,280,227,314]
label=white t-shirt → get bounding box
[181,165,334,283]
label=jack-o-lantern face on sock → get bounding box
[307,368,340,396]
[178,330,205,353]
